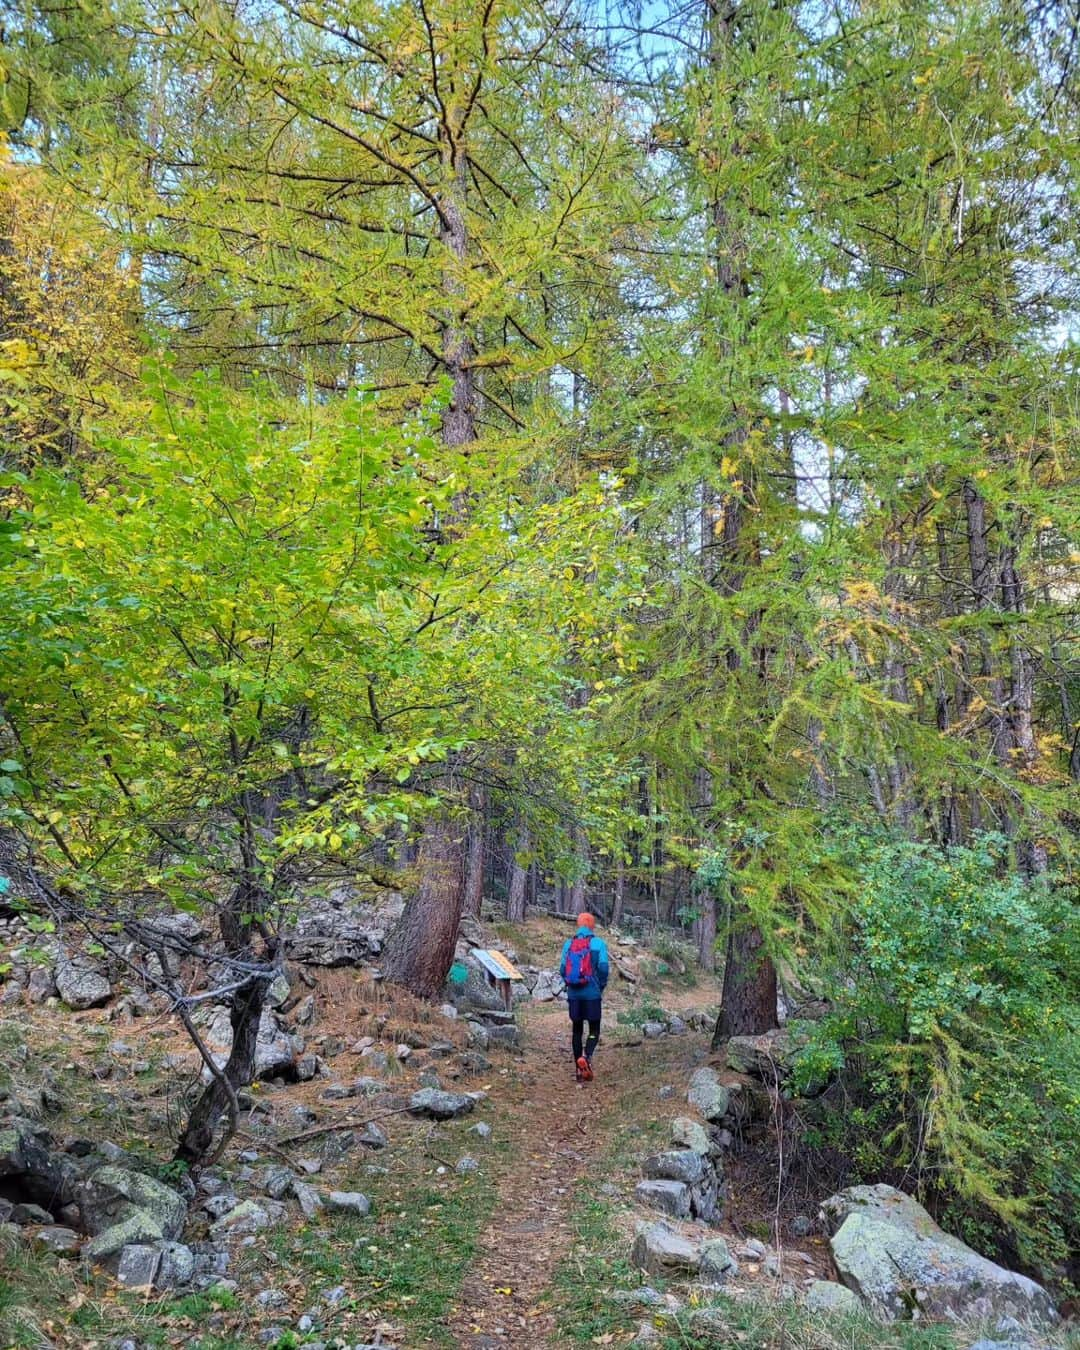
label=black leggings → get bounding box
[569,997,602,1061]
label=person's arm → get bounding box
[595,939,610,991]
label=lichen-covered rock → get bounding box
[699,1237,737,1282]
[805,1280,860,1314]
[199,1007,304,1081]
[84,1211,165,1261]
[290,1180,323,1220]
[670,1117,711,1156]
[210,1199,271,1238]
[408,1088,475,1120]
[156,1241,195,1289]
[725,1028,795,1079]
[631,1221,701,1278]
[77,1165,186,1241]
[687,1067,730,1122]
[635,1179,691,1219]
[0,1119,78,1211]
[530,969,563,1002]
[115,1244,161,1288]
[55,952,111,1009]
[823,1186,1058,1326]
[31,1226,81,1256]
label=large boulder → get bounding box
[0,1118,78,1211]
[54,952,111,1009]
[822,1185,1057,1326]
[77,1165,187,1241]
[631,1221,701,1278]
[687,1067,730,1122]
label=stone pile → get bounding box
[634,1116,726,1225]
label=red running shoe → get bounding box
[577,1055,594,1081]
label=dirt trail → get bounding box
[448,1002,615,1348]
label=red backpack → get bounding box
[564,936,595,988]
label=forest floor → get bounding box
[1,916,1076,1350]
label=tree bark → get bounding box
[712,919,778,1045]
[463,786,485,919]
[175,972,269,1165]
[506,821,529,923]
[383,813,466,998]
[611,864,625,927]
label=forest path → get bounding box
[447,1001,616,1349]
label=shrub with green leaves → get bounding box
[794,835,1079,1279]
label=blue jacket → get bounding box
[560,928,610,1001]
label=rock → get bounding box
[357,1121,389,1150]
[85,1212,165,1261]
[967,1342,1041,1350]
[530,969,563,1002]
[0,1118,79,1212]
[687,1067,730,1122]
[738,1238,767,1259]
[642,1020,666,1038]
[12,1201,53,1224]
[294,1054,319,1082]
[296,1157,322,1175]
[408,1088,475,1120]
[632,1221,701,1277]
[635,1179,691,1219]
[642,1150,706,1186]
[325,1192,371,1217]
[805,1280,860,1314]
[55,951,111,1009]
[256,1288,288,1309]
[439,1002,459,1020]
[670,1117,711,1156]
[262,1166,296,1200]
[486,1024,521,1050]
[630,1323,662,1345]
[77,1165,186,1241]
[210,1199,271,1238]
[265,973,291,1007]
[658,1085,674,1100]
[296,1314,314,1333]
[791,1213,814,1237]
[115,1243,161,1288]
[284,891,402,966]
[31,1225,81,1255]
[202,1193,239,1220]
[667,1015,688,1036]
[156,1242,196,1289]
[725,1029,795,1079]
[455,1156,480,1174]
[359,1048,389,1072]
[200,1006,304,1081]
[27,966,57,1004]
[468,1122,492,1141]
[823,1185,1058,1325]
[290,1180,323,1220]
[700,1237,737,1282]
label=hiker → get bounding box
[560,911,610,1082]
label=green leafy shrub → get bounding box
[802,835,1079,1279]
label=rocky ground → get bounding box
[0,911,1076,1350]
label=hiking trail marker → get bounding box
[472,949,524,1012]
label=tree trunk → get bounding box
[611,864,625,927]
[383,813,466,998]
[712,919,778,1045]
[463,786,485,919]
[175,972,268,1164]
[506,821,529,923]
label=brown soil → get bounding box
[447,1001,616,1348]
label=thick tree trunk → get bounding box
[383,813,466,998]
[506,821,529,923]
[712,919,778,1045]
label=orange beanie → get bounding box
[577,911,596,930]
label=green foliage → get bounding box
[801,835,1080,1276]
[615,994,667,1029]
